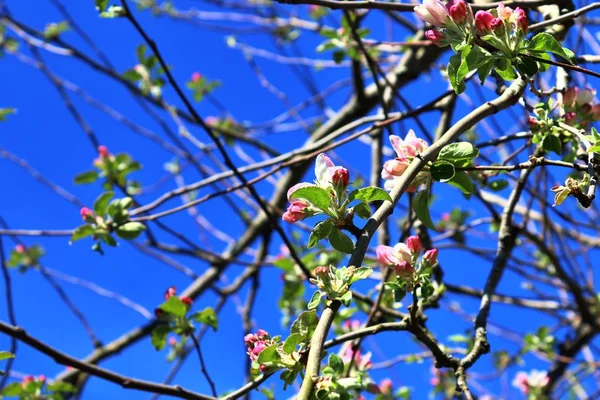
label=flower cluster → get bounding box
[21,375,45,389]
[244,330,280,373]
[512,370,549,395]
[283,153,350,223]
[381,130,430,192]
[416,0,528,52]
[341,344,372,372]
[376,236,438,294]
[561,87,600,128]
[415,0,474,47]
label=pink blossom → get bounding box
[394,260,414,276]
[168,337,178,346]
[514,7,528,32]
[376,243,412,267]
[22,376,34,388]
[80,207,94,221]
[390,130,428,158]
[164,286,177,300]
[379,378,393,394]
[576,88,595,106]
[98,145,109,158]
[563,87,578,107]
[414,0,450,27]
[513,372,529,393]
[382,158,410,177]
[423,249,439,265]
[315,153,335,184]
[191,72,202,82]
[282,200,310,223]
[331,167,350,188]
[425,29,447,47]
[37,375,46,383]
[564,112,577,126]
[448,0,470,25]
[406,235,423,254]
[181,296,193,307]
[490,17,504,33]
[15,244,25,254]
[496,3,513,20]
[475,10,494,33]
[314,266,329,278]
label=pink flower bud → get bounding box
[418,0,450,27]
[514,7,528,32]
[164,286,177,300]
[564,112,577,126]
[168,337,178,346]
[191,72,202,82]
[406,236,423,254]
[98,145,109,158]
[22,376,34,388]
[15,244,25,254]
[490,17,504,33]
[528,116,538,126]
[244,333,257,346]
[496,3,513,20]
[314,266,329,278]
[448,0,469,25]
[475,10,494,33]
[423,248,439,265]
[181,296,193,307]
[257,329,269,338]
[425,29,447,47]
[80,207,94,221]
[376,243,412,267]
[380,378,393,394]
[282,200,310,223]
[331,167,350,188]
[38,375,46,383]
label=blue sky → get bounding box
[1,0,600,399]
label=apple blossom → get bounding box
[475,10,494,33]
[414,0,451,27]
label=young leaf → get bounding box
[74,170,99,184]
[353,202,371,219]
[307,290,323,310]
[0,108,16,122]
[151,325,170,350]
[93,191,114,216]
[448,53,466,94]
[527,32,576,64]
[348,187,392,203]
[448,171,475,194]
[257,344,281,364]
[291,310,319,340]
[70,225,95,243]
[349,267,372,284]
[430,160,455,182]
[0,351,14,361]
[289,186,332,213]
[308,219,334,248]
[116,222,146,240]
[283,333,303,354]
[438,142,479,162]
[328,228,354,254]
[542,134,562,155]
[412,190,436,231]
[328,353,344,375]
[159,296,188,318]
[191,307,218,331]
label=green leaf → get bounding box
[291,310,319,340]
[488,179,508,191]
[191,307,218,331]
[0,108,16,121]
[151,325,170,350]
[95,0,109,11]
[308,219,334,248]
[328,353,344,375]
[116,222,146,240]
[283,333,303,354]
[307,290,323,310]
[348,187,392,203]
[477,60,494,84]
[448,171,475,194]
[589,144,600,153]
[1,383,22,396]
[438,142,479,162]
[159,296,188,318]
[257,344,281,364]
[328,228,354,254]
[46,382,76,393]
[0,351,14,361]
[289,186,332,213]
[332,50,345,64]
[413,190,436,231]
[517,56,538,77]
[349,267,372,284]
[70,225,95,243]
[542,134,562,155]
[430,160,455,182]
[74,170,100,184]
[93,191,114,216]
[527,32,576,64]
[448,53,466,94]
[353,202,371,219]
[339,290,353,306]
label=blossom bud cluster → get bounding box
[376,236,439,282]
[381,129,431,193]
[244,329,274,371]
[561,87,600,128]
